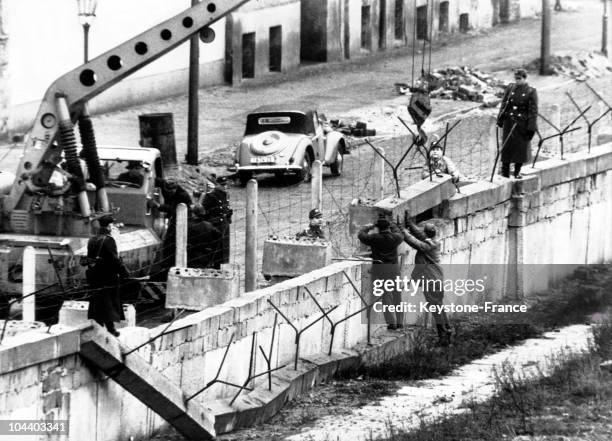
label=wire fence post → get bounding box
[175,203,188,267]
[22,246,36,322]
[311,160,323,210]
[375,147,385,200]
[245,179,258,292]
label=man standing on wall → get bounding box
[85,215,130,337]
[358,213,405,330]
[402,217,452,346]
[496,69,538,179]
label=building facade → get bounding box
[0,0,538,135]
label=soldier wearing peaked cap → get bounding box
[497,68,538,179]
[85,215,129,337]
[296,208,326,240]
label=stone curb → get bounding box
[206,327,415,434]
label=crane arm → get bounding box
[5,0,250,213]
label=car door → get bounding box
[311,112,325,160]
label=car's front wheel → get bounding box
[238,171,253,187]
[299,153,313,183]
[330,149,344,176]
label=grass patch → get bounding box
[379,321,612,441]
[355,264,612,382]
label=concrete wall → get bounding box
[1,142,611,441]
[226,0,301,83]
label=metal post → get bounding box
[186,0,200,165]
[375,147,385,200]
[603,0,609,57]
[175,203,188,267]
[22,247,36,322]
[540,0,551,75]
[245,179,258,292]
[311,160,323,210]
[82,23,90,63]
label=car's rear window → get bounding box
[245,112,312,135]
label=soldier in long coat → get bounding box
[86,215,129,336]
[497,69,538,179]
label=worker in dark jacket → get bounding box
[86,215,129,337]
[296,208,326,240]
[403,218,451,346]
[188,205,222,269]
[358,213,405,330]
[158,178,192,218]
[202,177,232,268]
[150,178,192,276]
[496,69,538,179]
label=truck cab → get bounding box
[90,146,165,232]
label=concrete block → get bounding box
[262,238,332,277]
[166,265,241,311]
[397,175,456,216]
[596,133,612,146]
[512,173,540,194]
[348,204,385,235]
[58,301,135,328]
[0,319,45,339]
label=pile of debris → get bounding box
[525,51,612,81]
[395,66,506,106]
[329,119,376,137]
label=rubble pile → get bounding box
[329,119,377,137]
[395,67,506,106]
[525,51,612,80]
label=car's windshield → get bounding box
[245,112,314,135]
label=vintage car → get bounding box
[233,106,348,185]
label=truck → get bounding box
[0,0,249,320]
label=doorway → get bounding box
[416,5,428,40]
[269,26,282,72]
[242,32,255,78]
[439,1,449,33]
[459,13,469,32]
[379,0,387,49]
[361,5,372,50]
[394,0,404,40]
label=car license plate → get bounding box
[251,156,276,164]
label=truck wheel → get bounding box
[238,171,253,187]
[330,150,344,176]
[299,154,313,183]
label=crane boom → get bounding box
[4,0,250,214]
